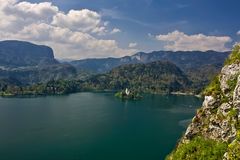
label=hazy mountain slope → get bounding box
[70,57,137,73]
[166,45,240,159]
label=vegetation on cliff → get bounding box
[224,45,240,65]
[202,75,221,97]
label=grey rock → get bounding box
[220,63,240,95]
[203,96,217,108]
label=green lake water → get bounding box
[0,92,202,160]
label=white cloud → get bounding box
[5,1,58,20]
[110,28,121,34]
[0,0,58,32]
[0,0,135,59]
[128,42,138,48]
[237,30,240,35]
[52,9,106,34]
[155,30,232,52]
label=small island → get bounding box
[115,88,143,100]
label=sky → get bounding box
[0,0,239,59]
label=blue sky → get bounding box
[1,0,240,59]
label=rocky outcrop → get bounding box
[167,45,240,159]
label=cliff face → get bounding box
[0,40,58,67]
[167,45,240,160]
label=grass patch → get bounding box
[166,136,227,160]
[227,140,240,160]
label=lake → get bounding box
[0,92,202,160]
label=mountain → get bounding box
[0,40,231,95]
[81,61,190,94]
[0,40,76,84]
[166,45,240,159]
[70,50,230,73]
[0,40,58,67]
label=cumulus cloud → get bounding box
[5,1,58,20]
[0,0,58,32]
[237,31,240,35]
[0,0,135,59]
[51,9,106,34]
[155,30,232,52]
[128,42,138,48]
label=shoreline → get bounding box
[0,90,203,98]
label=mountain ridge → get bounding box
[70,50,230,73]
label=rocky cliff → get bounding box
[167,45,240,160]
